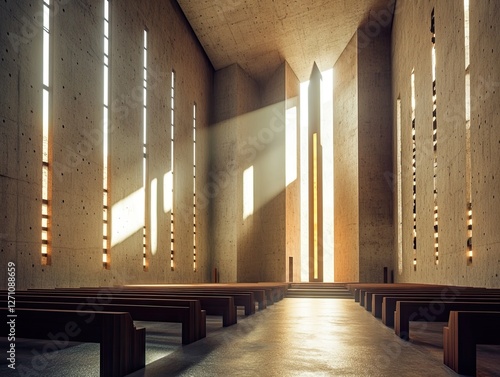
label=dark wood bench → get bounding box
[371,291,500,318]
[117,288,258,314]
[380,295,500,327]
[1,299,204,345]
[394,301,500,340]
[345,283,438,302]
[1,307,145,377]
[443,310,500,376]
[359,285,474,307]
[364,287,492,312]
[20,290,235,327]
[122,283,278,307]
[12,292,208,333]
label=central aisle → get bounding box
[128,298,455,377]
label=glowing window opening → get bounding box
[193,103,197,272]
[142,28,148,270]
[411,69,417,271]
[300,68,334,282]
[464,0,473,264]
[102,0,110,268]
[243,166,254,220]
[41,0,51,265]
[312,132,318,280]
[170,71,175,271]
[431,9,439,265]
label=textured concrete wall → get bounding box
[392,0,500,288]
[334,27,393,283]
[211,63,261,282]
[250,63,286,282]
[334,34,360,282]
[358,27,393,283]
[211,62,293,282]
[0,0,213,289]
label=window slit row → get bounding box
[431,8,439,265]
[411,69,417,271]
[464,0,473,264]
[41,0,51,265]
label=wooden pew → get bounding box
[380,295,500,327]
[123,282,283,307]
[113,287,258,314]
[364,287,490,312]
[443,311,500,376]
[345,283,435,302]
[19,290,236,327]
[1,307,145,377]
[394,301,500,340]
[358,285,469,307]
[372,291,500,318]
[2,300,204,345]
[369,288,500,315]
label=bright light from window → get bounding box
[103,0,110,268]
[111,188,145,247]
[286,106,297,187]
[41,0,51,264]
[151,178,157,255]
[300,80,309,282]
[300,67,334,282]
[321,68,334,282]
[312,132,319,280]
[163,171,172,213]
[243,166,254,220]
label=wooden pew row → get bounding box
[372,291,500,318]
[1,307,145,377]
[394,301,500,340]
[443,311,500,376]
[345,283,440,302]
[120,285,265,311]
[107,287,259,314]
[125,282,289,305]
[381,295,500,327]
[20,290,236,327]
[364,287,499,312]
[357,285,475,307]
[1,299,204,345]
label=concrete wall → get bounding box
[0,0,213,289]
[210,63,261,282]
[211,62,298,282]
[334,26,393,283]
[392,0,500,288]
[358,27,393,283]
[334,34,360,282]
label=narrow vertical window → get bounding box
[102,0,110,268]
[464,0,473,264]
[431,9,439,265]
[243,166,254,220]
[312,132,319,280]
[170,71,175,271]
[41,0,51,265]
[193,103,197,272]
[397,98,403,274]
[411,69,417,271]
[142,29,148,270]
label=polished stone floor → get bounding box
[128,298,499,377]
[2,298,499,376]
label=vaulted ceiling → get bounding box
[177,0,394,84]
